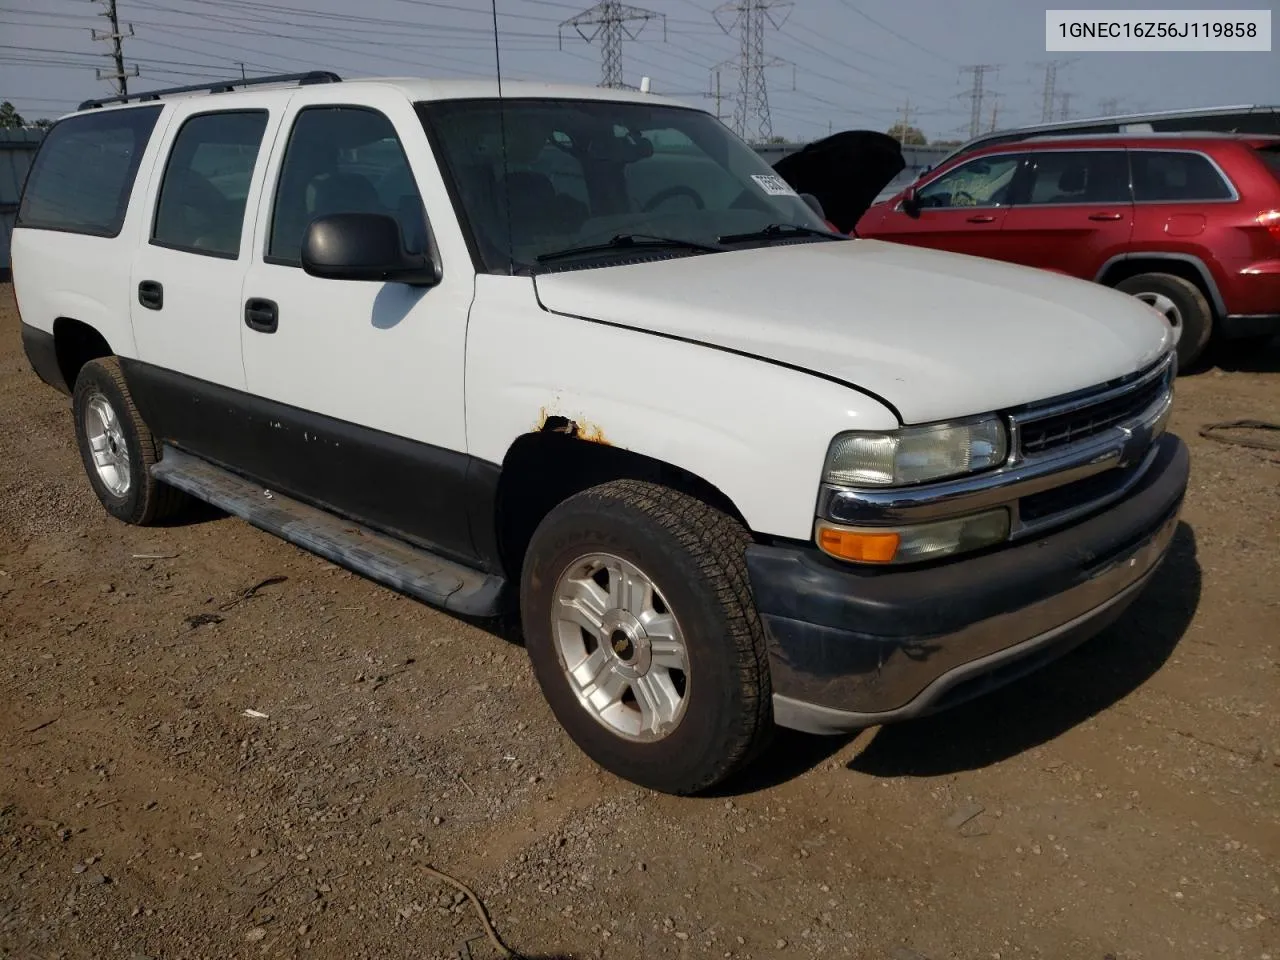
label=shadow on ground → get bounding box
[1208,334,1280,374]
[846,522,1201,778]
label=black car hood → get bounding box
[772,130,905,234]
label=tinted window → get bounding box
[17,106,161,237]
[916,154,1020,208]
[421,98,828,272]
[1252,146,1280,180]
[269,107,427,265]
[1020,151,1130,204]
[1131,151,1233,201]
[152,111,268,258]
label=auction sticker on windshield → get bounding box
[751,174,799,197]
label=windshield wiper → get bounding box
[717,223,843,244]
[535,233,724,264]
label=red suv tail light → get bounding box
[1258,210,1280,241]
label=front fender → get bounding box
[465,276,899,541]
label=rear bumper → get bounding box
[747,433,1189,734]
[20,322,68,394]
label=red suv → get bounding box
[855,134,1280,368]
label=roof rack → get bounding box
[1020,130,1271,143]
[78,71,341,111]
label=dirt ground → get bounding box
[0,284,1276,960]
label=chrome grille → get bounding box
[1017,361,1171,459]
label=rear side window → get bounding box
[267,106,427,266]
[1131,151,1234,202]
[1020,151,1130,204]
[16,106,162,237]
[1255,146,1280,180]
[152,110,269,259]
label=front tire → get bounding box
[72,357,186,525]
[520,480,772,795]
[1114,272,1212,370]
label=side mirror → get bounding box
[302,213,440,286]
[900,186,922,219]
[799,192,825,220]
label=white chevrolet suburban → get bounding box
[13,73,1189,795]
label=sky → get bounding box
[0,0,1276,144]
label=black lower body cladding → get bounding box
[748,433,1191,734]
[20,323,67,394]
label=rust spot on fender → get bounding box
[536,408,612,445]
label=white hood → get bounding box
[532,240,1172,424]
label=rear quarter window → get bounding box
[1130,150,1234,202]
[1255,146,1280,180]
[16,106,163,237]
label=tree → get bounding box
[886,122,927,146]
[0,101,25,130]
[30,118,54,130]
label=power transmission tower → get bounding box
[1098,97,1120,116]
[559,1,665,89]
[989,92,1001,132]
[960,64,997,140]
[896,98,912,139]
[1057,91,1073,121]
[714,0,794,142]
[91,0,137,96]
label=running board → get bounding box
[152,446,505,617]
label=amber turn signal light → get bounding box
[816,525,900,563]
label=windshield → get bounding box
[419,98,831,272]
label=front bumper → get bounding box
[747,433,1189,734]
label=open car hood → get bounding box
[772,131,905,234]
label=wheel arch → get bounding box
[493,425,750,584]
[1095,253,1225,317]
[53,317,114,393]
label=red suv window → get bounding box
[1019,151,1130,204]
[1255,146,1280,179]
[1130,151,1234,201]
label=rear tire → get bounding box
[1114,272,1212,371]
[520,480,773,795]
[72,357,187,525]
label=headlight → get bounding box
[816,509,1011,565]
[823,416,1008,487]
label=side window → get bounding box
[268,107,427,266]
[1131,151,1234,202]
[17,105,162,237]
[915,155,1020,209]
[152,111,268,258]
[1020,151,1130,205]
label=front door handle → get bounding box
[1088,212,1124,221]
[244,298,279,334]
[138,280,163,311]
[966,214,997,223]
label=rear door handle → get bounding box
[138,280,163,311]
[244,298,279,334]
[1088,212,1124,221]
[966,215,997,223]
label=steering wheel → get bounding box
[642,185,705,212]
[952,189,977,206]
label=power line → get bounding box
[836,0,956,65]
[91,0,137,96]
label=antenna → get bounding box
[491,0,514,274]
